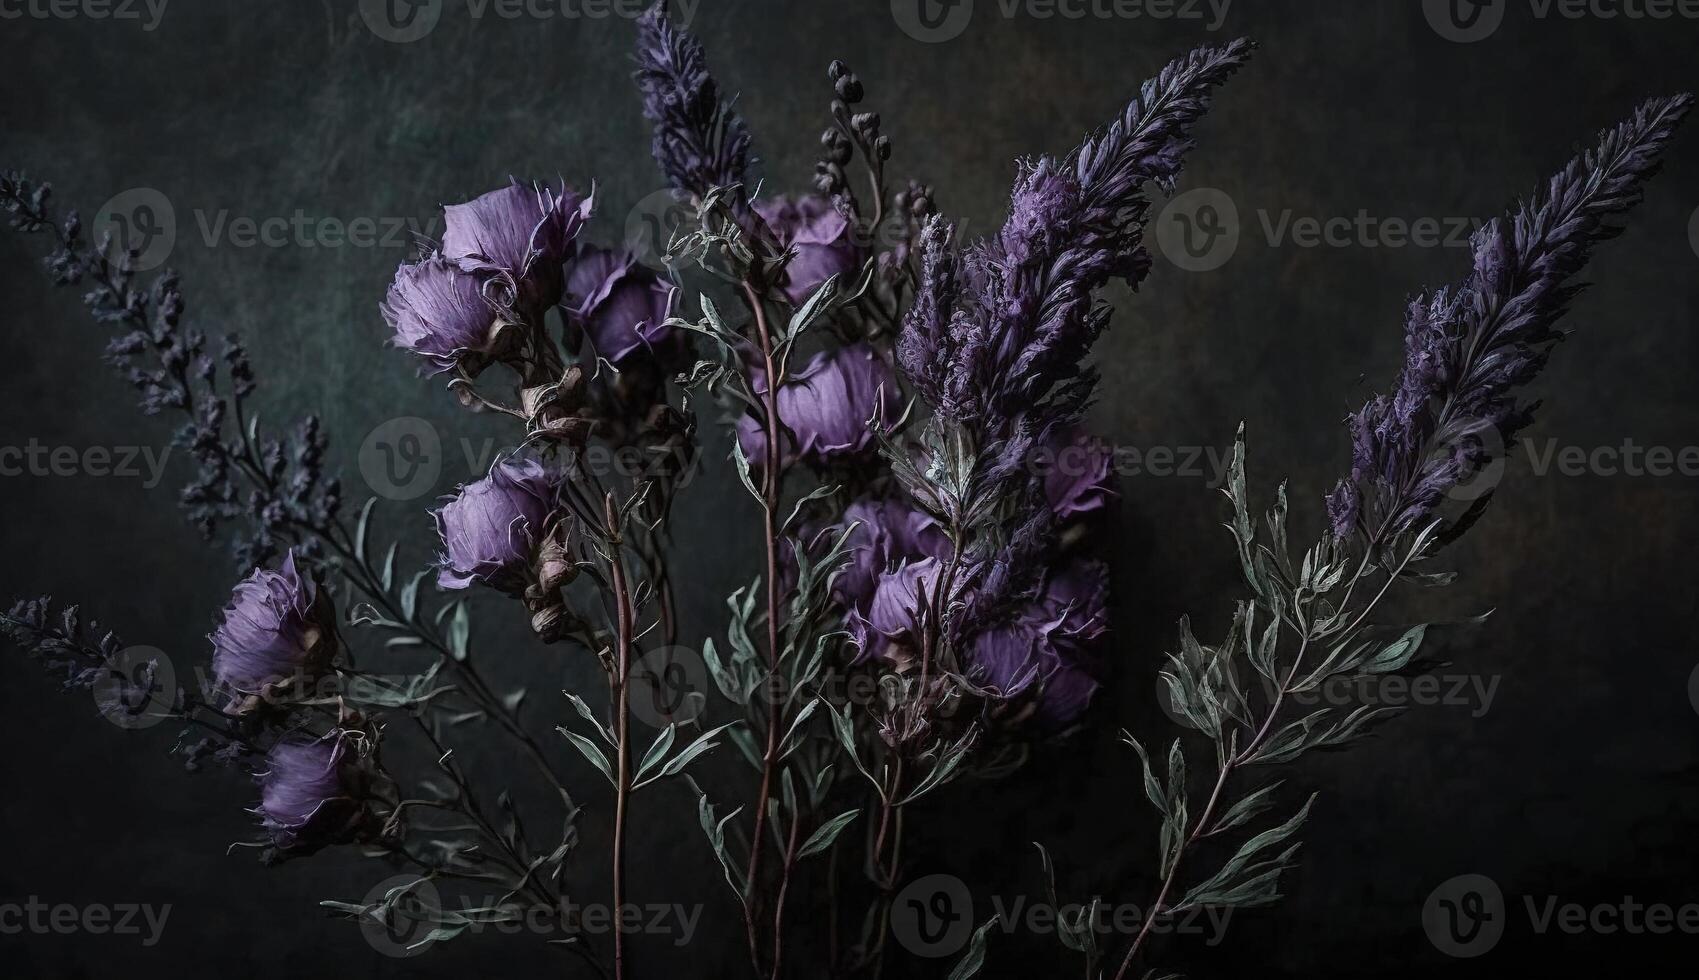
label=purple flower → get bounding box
[963,559,1107,729]
[846,557,943,666]
[834,496,950,613]
[442,181,590,315]
[433,457,562,591]
[1327,95,1692,543]
[899,39,1254,443]
[1042,427,1114,520]
[209,550,334,700]
[257,731,367,857]
[381,256,497,375]
[634,2,756,214]
[564,245,680,365]
[736,343,896,469]
[753,195,862,305]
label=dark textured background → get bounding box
[2,1,1697,976]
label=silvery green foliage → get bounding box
[657,188,866,909]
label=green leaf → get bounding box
[944,919,997,980]
[447,602,470,662]
[798,809,860,859]
[556,726,615,786]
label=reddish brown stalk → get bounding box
[604,491,635,980]
[770,805,804,980]
[741,280,788,971]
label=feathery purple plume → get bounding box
[1328,94,1693,543]
[899,38,1255,445]
[634,1,756,210]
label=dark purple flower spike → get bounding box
[1327,94,1694,545]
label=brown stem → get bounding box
[770,805,804,980]
[604,492,635,980]
[742,280,789,969]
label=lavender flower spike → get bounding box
[634,1,755,208]
[900,38,1256,440]
[1327,94,1693,544]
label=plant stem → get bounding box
[742,280,788,970]
[604,492,636,980]
[1111,546,1413,980]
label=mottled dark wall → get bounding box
[1,1,1696,977]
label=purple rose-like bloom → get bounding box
[564,245,680,366]
[964,559,1107,729]
[257,731,365,856]
[753,195,862,305]
[1043,427,1114,520]
[834,497,950,613]
[846,557,943,666]
[442,181,590,314]
[210,550,334,699]
[433,457,561,591]
[381,256,497,375]
[736,343,896,469]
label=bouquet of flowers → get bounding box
[2,3,1688,977]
